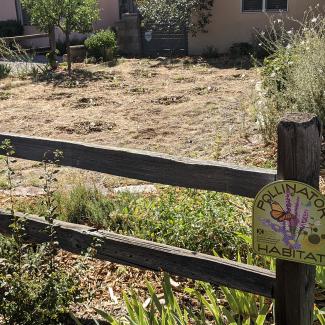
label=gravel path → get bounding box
[0,55,62,74]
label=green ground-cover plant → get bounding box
[254,8,325,143]
[17,184,251,258]
[85,30,118,61]
[90,241,325,324]
[92,273,272,325]
[0,63,11,79]
[0,140,82,324]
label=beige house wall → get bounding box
[0,0,120,49]
[0,0,18,21]
[0,0,120,34]
[95,0,120,30]
[189,0,321,55]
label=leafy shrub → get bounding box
[0,20,23,37]
[122,188,251,257]
[254,9,325,142]
[0,141,81,324]
[0,63,11,79]
[55,184,114,228]
[136,0,214,35]
[0,249,79,325]
[20,185,251,258]
[84,30,117,61]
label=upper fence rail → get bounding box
[0,133,276,198]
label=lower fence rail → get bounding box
[0,210,275,298]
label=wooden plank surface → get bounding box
[0,210,276,298]
[0,133,276,198]
[275,113,321,325]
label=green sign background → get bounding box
[253,180,325,266]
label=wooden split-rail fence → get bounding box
[0,113,321,325]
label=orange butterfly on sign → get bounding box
[270,201,296,222]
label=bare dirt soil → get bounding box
[0,57,275,192]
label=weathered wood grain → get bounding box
[0,133,276,198]
[0,210,276,298]
[275,113,321,325]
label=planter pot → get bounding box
[69,45,87,62]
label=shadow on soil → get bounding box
[149,54,256,70]
[37,68,116,88]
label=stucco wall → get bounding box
[22,0,120,48]
[94,0,120,30]
[0,0,17,21]
[189,0,321,55]
[1,0,119,31]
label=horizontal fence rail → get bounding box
[0,210,276,298]
[1,33,49,42]
[0,133,276,198]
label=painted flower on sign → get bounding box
[261,187,313,250]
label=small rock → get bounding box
[113,185,157,194]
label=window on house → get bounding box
[242,0,263,12]
[242,0,287,12]
[266,0,287,11]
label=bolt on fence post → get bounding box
[275,113,322,325]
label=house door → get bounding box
[141,26,188,57]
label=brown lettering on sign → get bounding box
[257,244,268,254]
[257,200,265,211]
[315,199,325,209]
[304,252,317,262]
[318,208,325,219]
[282,248,292,257]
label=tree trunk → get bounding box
[49,26,56,52]
[66,30,72,76]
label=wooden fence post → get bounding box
[275,113,322,325]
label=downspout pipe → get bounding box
[14,0,23,24]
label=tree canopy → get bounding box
[21,0,100,74]
[136,0,214,34]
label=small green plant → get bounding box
[0,140,81,324]
[55,183,114,227]
[0,91,11,100]
[16,185,251,258]
[46,50,59,70]
[0,63,11,79]
[94,273,271,324]
[315,306,325,324]
[85,30,118,61]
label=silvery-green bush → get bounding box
[255,7,325,143]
